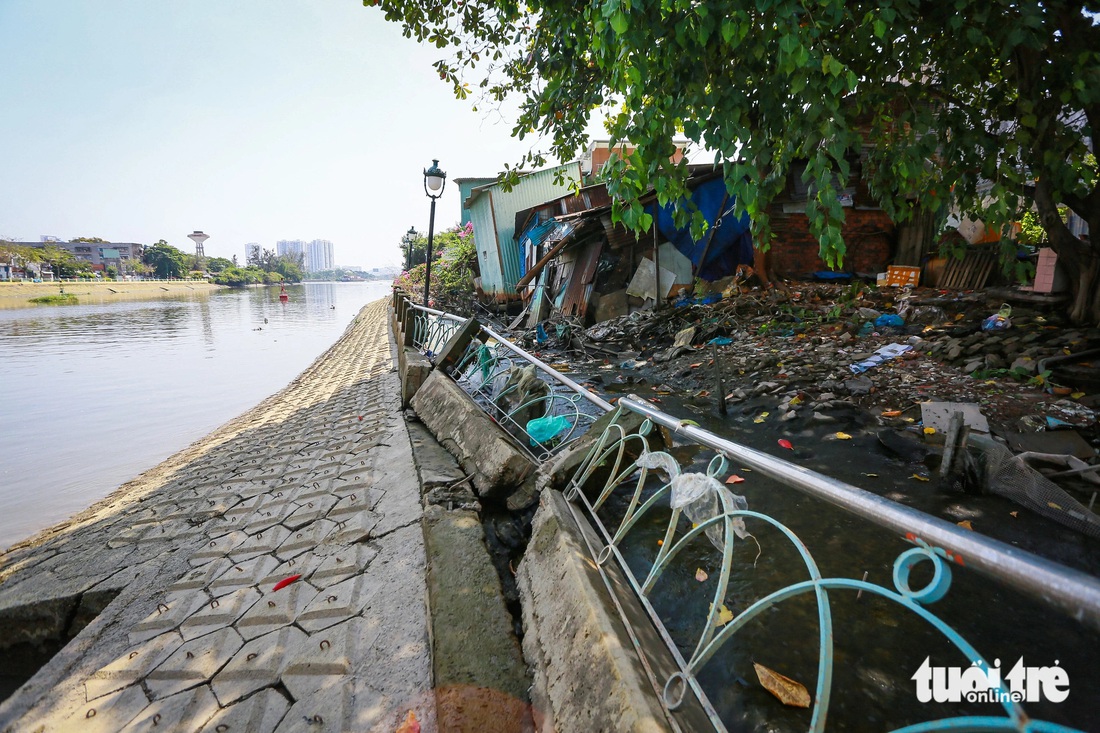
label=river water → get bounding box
[0,281,391,550]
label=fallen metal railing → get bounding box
[394,294,1095,731]
[405,301,607,461]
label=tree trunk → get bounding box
[1034,179,1100,325]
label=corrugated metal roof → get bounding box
[467,162,582,297]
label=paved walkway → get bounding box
[0,299,437,732]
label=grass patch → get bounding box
[29,294,79,305]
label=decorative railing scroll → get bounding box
[562,408,1083,733]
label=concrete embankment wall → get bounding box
[0,280,222,307]
[393,299,682,732]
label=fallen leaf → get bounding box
[753,416,766,424]
[710,603,735,626]
[696,568,709,582]
[834,432,852,440]
[923,427,936,435]
[1072,391,1086,399]
[726,474,745,484]
[957,520,974,530]
[789,396,803,406]
[680,419,700,427]
[861,472,878,477]
[753,662,811,708]
[697,390,710,397]
[882,410,901,417]
[955,313,965,321]
[1010,511,1019,518]
[740,467,753,472]
[690,362,703,368]
[396,710,421,733]
[778,439,794,450]
[1048,501,1063,511]
[911,474,930,482]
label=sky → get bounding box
[0,0,571,269]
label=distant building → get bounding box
[306,239,335,273]
[11,240,143,273]
[276,239,306,263]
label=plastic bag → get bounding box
[981,304,1012,331]
[673,475,751,551]
[526,414,572,446]
[636,451,681,480]
[874,314,905,328]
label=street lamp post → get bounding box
[402,226,418,271]
[422,159,447,306]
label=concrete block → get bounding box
[200,688,289,733]
[517,490,674,733]
[422,505,529,717]
[146,626,243,699]
[211,625,308,705]
[118,684,219,733]
[401,348,433,408]
[411,371,536,500]
[435,316,481,374]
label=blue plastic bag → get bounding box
[874,314,905,328]
[527,415,572,446]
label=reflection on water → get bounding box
[0,281,391,549]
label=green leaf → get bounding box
[610,11,629,35]
[873,19,885,38]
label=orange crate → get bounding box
[886,265,921,287]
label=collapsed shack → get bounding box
[511,170,758,329]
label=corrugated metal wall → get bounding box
[469,163,582,298]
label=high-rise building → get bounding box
[306,240,335,273]
[276,239,306,263]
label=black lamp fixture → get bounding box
[402,226,418,270]
[422,159,447,306]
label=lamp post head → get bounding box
[423,159,447,199]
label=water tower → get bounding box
[187,231,209,269]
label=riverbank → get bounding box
[0,299,444,731]
[0,280,223,309]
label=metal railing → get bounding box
[405,301,607,461]
[565,399,1093,732]
[394,294,1095,732]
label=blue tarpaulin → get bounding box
[647,176,754,281]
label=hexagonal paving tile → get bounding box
[236,580,319,641]
[198,688,290,733]
[129,590,211,645]
[86,632,184,701]
[146,626,243,700]
[210,626,308,706]
[179,587,262,640]
[275,520,337,561]
[280,618,380,701]
[64,684,150,733]
[118,685,219,733]
[309,545,379,590]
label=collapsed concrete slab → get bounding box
[411,370,535,500]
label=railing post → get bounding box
[402,302,416,347]
[435,317,482,374]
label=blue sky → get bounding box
[0,1,558,269]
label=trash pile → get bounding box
[504,280,1100,536]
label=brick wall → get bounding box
[765,207,895,276]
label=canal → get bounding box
[0,281,391,549]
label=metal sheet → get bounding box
[559,239,604,318]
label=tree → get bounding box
[207,256,234,274]
[70,237,109,243]
[143,240,187,279]
[369,0,1100,323]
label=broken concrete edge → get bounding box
[411,370,536,502]
[404,404,536,729]
[516,489,675,733]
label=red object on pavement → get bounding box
[272,574,302,592]
[778,439,794,450]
